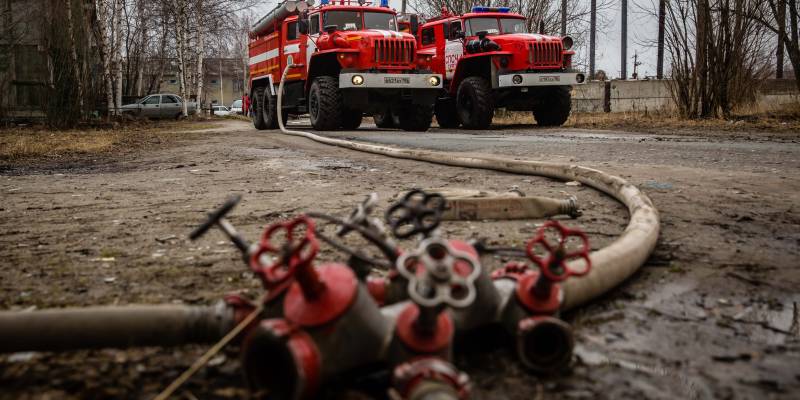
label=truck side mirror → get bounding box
[454,29,464,39]
[324,24,337,34]
[299,19,309,34]
[409,14,419,36]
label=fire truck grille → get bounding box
[528,41,563,68]
[374,39,415,66]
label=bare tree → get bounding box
[661,0,771,117]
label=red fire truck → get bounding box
[412,7,586,129]
[248,0,443,131]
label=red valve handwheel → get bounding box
[525,220,591,282]
[249,216,319,287]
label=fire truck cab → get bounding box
[248,0,443,131]
[415,7,585,129]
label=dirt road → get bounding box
[1,119,798,399]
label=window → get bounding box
[169,79,177,84]
[421,27,435,45]
[364,12,397,30]
[287,21,298,40]
[449,21,463,39]
[143,96,160,105]
[500,18,527,33]
[162,95,178,104]
[211,79,218,84]
[310,14,321,34]
[466,17,500,36]
[324,11,362,31]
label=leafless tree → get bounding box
[660,0,771,118]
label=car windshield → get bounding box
[466,17,500,36]
[231,100,242,107]
[324,11,362,31]
[500,18,527,33]
[364,12,397,31]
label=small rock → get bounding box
[565,181,581,186]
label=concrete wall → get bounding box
[571,79,799,113]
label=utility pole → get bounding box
[777,0,785,78]
[656,0,666,79]
[621,0,628,79]
[560,0,567,36]
[590,0,596,79]
[401,0,406,13]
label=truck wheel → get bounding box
[308,76,342,130]
[263,89,280,129]
[341,110,362,130]
[373,108,398,128]
[397,103,433,132]
[434,99,460,128]
[456,77,494,129]
[533,86,571,126]
[252,88,267,130]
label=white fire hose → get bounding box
[276,65,660,310]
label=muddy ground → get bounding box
[1,119,799,399]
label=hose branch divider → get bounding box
[276,65,660,311]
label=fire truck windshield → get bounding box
[325,11,362,31]
[500,18,527,33]
[323,10,398,32]
[364,12,397,30]
[466,17,528,35]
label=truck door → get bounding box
[444,20,464,80]
[282,18,303,79]
[141,95,161,118]
[306,12,321,70]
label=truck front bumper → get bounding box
[497,72,586,88]
[339,73,443,89]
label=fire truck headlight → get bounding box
[562,36,574,50]
[351,75,364,85]
[512,75,523,85]
[428,76,441,86]
[576,73,585,83]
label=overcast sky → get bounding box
[251,0,663,79]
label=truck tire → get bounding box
[308,76,342,130]
[434,98,460,128]
[533,86,571,127]
[373,108,398,128]
[341,110,363,130]
[263,88,280,129]
[397,103,433,132]
[456,76,494,129]
[252,87,267,130]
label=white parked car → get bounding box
[211,105,231,116]
[230,100,243,114]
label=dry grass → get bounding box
[0,120,221,162]
[494,102,800,135]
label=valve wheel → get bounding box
[396,237,480,308]
[337,193,380,237]
[525,220,591,282]
[250,216,319,287]
[386,189,446,239]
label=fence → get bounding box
[572,79,799,113]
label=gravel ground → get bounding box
[1,119,798,399]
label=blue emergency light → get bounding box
[380,0,389,7]
[471,6,510,12]
[320,0,329,4]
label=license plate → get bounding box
[539,76,560,82]
[384,76,411,84]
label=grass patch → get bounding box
[0,120,222,162]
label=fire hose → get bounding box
[0,66,660,399]
[275,64,660,311]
